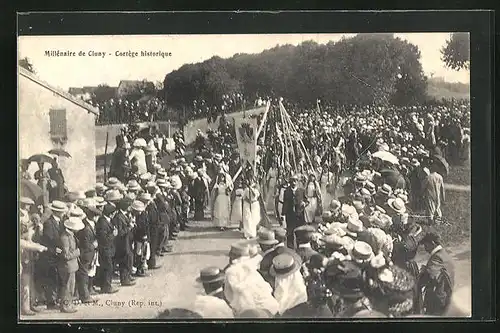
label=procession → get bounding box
[18,33,471,319]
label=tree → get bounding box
[162,34,429,108]
[441,33,470,71]
[19,57,35,74]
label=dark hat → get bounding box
[102,203,116,216]
[294,225,315,243]
[374,265,415,316]
[196,266,225,284]
[421,226,441,244]
[85,189,96,198]
[117,197,133,211]
[269,253,302,278]
[325,260,365,299]
[308,253,327,270]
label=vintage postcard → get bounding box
[18,32,471,320]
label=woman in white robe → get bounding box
[319,168,336,210]
[242,180,262,239]
[211,173,232,230]
[264,164,278,215]
[304,173,322,224]
[230,184,244,230]
[129,139,147,176]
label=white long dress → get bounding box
[304,181,320,224]
[265,168,278,214]
[230,188,244,228]
[211,184,231,228]
[242,186,261,239]
[320,171,335,207]
[129,148,147,175]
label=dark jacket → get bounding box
[282,187,307,228]
[419,247,456,315]
[76,218,97,265]
[296,246,319,265]
[40,215,62,263]
[280,302,333,318]
[96,215,115,256]
[112,211,134,258]
[133,212,149,242]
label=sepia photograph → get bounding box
[18,31,471,320]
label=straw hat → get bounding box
[140,172,153,182]
[228,242,250,258]
[138,192,153,203]
[106,177,121,189]
[64,216,85,231]
[20,197,35,206]
[127,180,142,191]
[146,181,157,189]
[269,253,302,278]
[130,200,146,212]
[196,266,225,284]
[48,200,69,212]
[256,229,278,246]
[94,196,105,207]
[351,241,375,263]
[387,198,407,214]
[378,184,392,196]
[104,189,123,202]
[68,206,86,219]
[345,218,364,238]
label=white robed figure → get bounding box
[319,169,336,209]
[230,185,244,229]
[304,173,322,224]
[264,165,278,215]
[211,172,232,230]
[242,180,262,239]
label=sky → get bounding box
[18,33,470,91]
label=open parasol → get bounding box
[430,154,449,176]
[372,151,399,165]
[20,179,44,205]
[27,153,55,165]
[48,148,72,158]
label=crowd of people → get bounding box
[93,97,168,125]
[19,96,470,318]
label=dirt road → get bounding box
[26,218,470,321]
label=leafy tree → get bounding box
[441,33,470,71]
[163,34,429,108]
[19,57,35,74]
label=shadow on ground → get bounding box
[179,230,242,241]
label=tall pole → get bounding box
[104,128,109,183]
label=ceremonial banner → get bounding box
[234,114,259,167]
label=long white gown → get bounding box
[304,181,321,224]
[211,184,231,228]
[242,186,261,239]
[264,168,278,215]
[230,188,244,228]
[320,171,335,208]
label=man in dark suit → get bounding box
[38,201,67,309]
[95,203,118,294]
[112,199,136,286]
[191,170,208,221]
[48,157,66,202]
[294,225,319,265]
[416,229,455,316]
[76,205,100,302]
[282,175,308,248]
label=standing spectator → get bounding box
[112,199,136,286]
[422,163,446,225]
[416,229,455,315]
[76,204,100,303]
[39,200,68,309]
[95,203,119,294]
[58,217,83,313]
[282,175,307,248]
[48,157,66,202]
